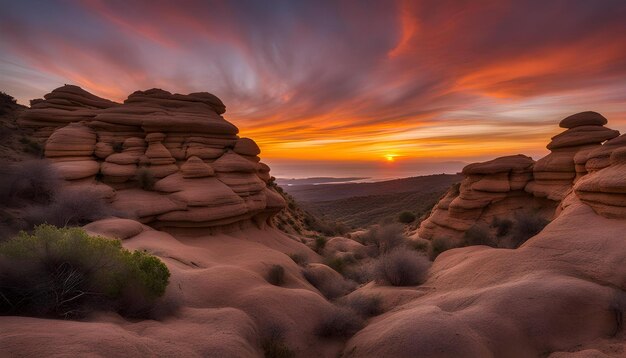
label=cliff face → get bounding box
[18,85,285,230]
[418,111,621,243]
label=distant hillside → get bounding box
[282,174,462,228]
[275,177,367,185]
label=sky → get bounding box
[2,0,626,179]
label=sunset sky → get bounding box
[2,0,626,178]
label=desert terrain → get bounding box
[1,86,626,358]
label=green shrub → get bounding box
[429,236,456,260]
[463,224,495,247]
[324,256,347,274]
[0,225,170,318]
[267,265,286,286]
[375,249,430,286]
[398,211,416,224]
[288,253,308,266]
[20,138,43,156]
[304,214,348,236]
[316,306,364,338]
[340,294,383,318]
[410,240,430,253]
[343,263,373,284]
[136,168,156,191]
[261,324,295,358]
[314,236,327,253]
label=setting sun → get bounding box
[385,154,396,162]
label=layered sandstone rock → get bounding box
[526,111,618,201]
[418,111,622,243]
[575,146,626,218]
[418,155,550,242]
[19,85,118,138]
[44,123,100,180]
[23,85,285,230]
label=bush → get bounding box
[398,211,416,224]
[340,294,382,318]
[343,263,373,284]
[375,249,430,286]
[267,265,286,286]
[20,138,43,156]
[363,223,406,255]
[0,160,59,206]
[136,168,156,191]
[261,324,295,358]
[304,214,348,237]
[429,236,456,260]
[302,267,355,300]
[314,236,327,253]
[410,240,430,253]
[24,188,117,228]
[509,212,549,248]
[0,225,170,318]
[463,223,495,247]
[316,306,364,338]
[288,253,308,266]
[324,256,348,274]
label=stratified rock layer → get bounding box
[418,155,553,242]
[419,112,621,242]
[526,113,618,201]
[20,85,285,229]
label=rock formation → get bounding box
[526,111,619,201]
[19,85,285,230]
[418,154,553,242]
[419,111,621,243]
[575,141,626,218]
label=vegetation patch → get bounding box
[267,264,286,286]
[375,248,431,286]
[288,253,308,266]
[261,324,295,358]
[340,293,383,318]
[316,306,364,338]
[429,236,457,260]
[0,225,170,318]
[463,223,496,247]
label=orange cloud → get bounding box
[1,0,626,173]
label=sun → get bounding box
[385,154,396,162]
